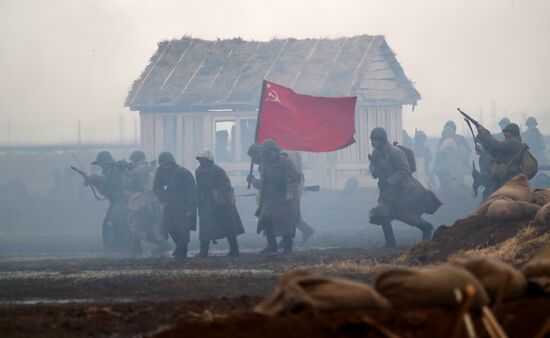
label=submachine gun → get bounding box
[237,185,321,197]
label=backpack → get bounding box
[520,145,538,179]
[393,142,417,173]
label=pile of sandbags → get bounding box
[257,253,550,315]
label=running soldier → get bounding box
[153,152,197,259]
[195,150,244,257]
[368,128,441,248]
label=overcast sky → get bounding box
[1,0,549,144]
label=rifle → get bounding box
[237,185,321,197]
[70,166,106,201]
[457,107,489,132]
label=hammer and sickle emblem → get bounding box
[265,84,282,104]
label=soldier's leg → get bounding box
[281,235,293,254]
[380,221,396,248]
[399,213,434,241]
[296,219,314,243]
[169,225,189,259]
[370,204,396,248]
[260,220,277,254]
[196,240,209,258]
[226,236,239,257]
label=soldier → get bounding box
[195,150,244,257]
[126,150,169,257]
[495,118,511,141]
[413,130,434,186]
[153,152,197,259]
[434,120,471,184]
[473,142,494,201]
[523,117,546,162]
[84,151,132,251]
[368,128,441,248]
[247,140,301,254]
[476,123,524,190]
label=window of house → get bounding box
[213,117,257,163]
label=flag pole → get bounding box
[247,80,267,189]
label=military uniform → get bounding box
[153,152,197,259]
[477,124,523,190]
[434,121,471,183]
[195,150,244,257]
[125,151,167,256]
[86,151,131,251]
[369,128,441,247]
[522,117,545,163]
[250,140,301,253]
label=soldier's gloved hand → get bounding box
[82,177,90,187]
[246,174,255,184]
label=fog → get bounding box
[0,0,549,144]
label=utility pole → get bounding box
[119,114,124,144]
[6,118,11,147]
[133,116,139,146]
[77,119,82,146]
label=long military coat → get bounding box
[256,154,301,237]
[196,163,244,241]
[369,142,441,226]
[477,129,523,189]
[153,164,197,243]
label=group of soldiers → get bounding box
[80,113,545,253]
[80,139,313,258]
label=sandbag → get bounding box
[374,265,490,309]
[255,270,390,316]
[529,189,550,207]
[450,257,527,301]
[532,203,550,227]
[485,198,540,221]
[522,247,550,294]
[487,174,531,202]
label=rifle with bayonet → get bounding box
[69,158,107,201]
[237,185,321,197]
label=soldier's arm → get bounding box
[387,148,411,185]
[180,169,198,214]
[152,172,165,202]
[86,174,110,196]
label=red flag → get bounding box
[256,80,356,152]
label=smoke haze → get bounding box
[0,0,549,143]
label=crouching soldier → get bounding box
[247,140,301,254]
[368,128,441,248]
[195,150,244,257]
[153,152,197,259]
[126,150,169,257]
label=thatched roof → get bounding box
[126,35,420,112]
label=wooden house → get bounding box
[126,35,420,188]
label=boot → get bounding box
[195,241,209,258]
[297,220,314,243]
[381,222,396,248]
[282,236,293,254]
[417,221,434,241]
[260,235,278,254]
[172,243,188,260]
[226,237,239,257]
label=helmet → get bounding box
[129,150,146,164]
[196,149,214,162]
[526,116,538,127]
[158,152,176,166]
[503,123,520,136]
[415,130,427,141]
[370,127,387,139]
[498,117,511,128]
[444,120,456,130]
[92,151,115,165]
[261,139,281,152]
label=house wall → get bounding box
[139,104,403,188]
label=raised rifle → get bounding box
[457,107,489,132]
